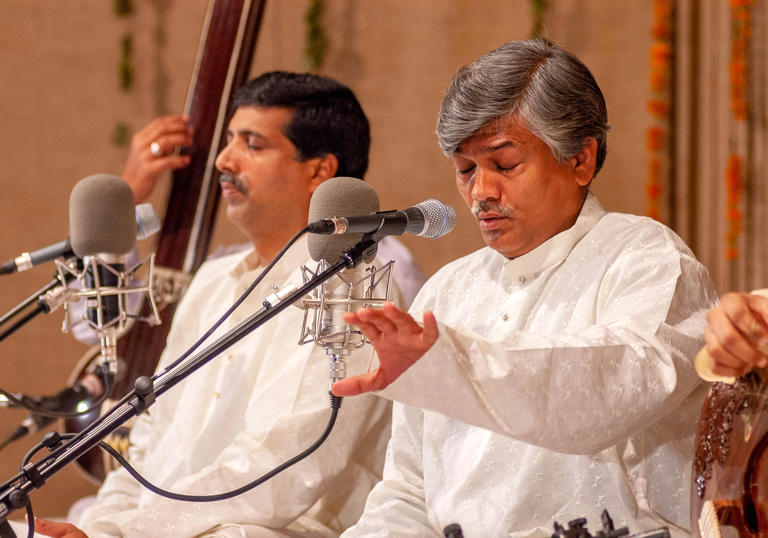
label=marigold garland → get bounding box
[724,0,753,260]
[645,0,673,221]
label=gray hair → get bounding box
[436,38,609,176]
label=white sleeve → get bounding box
[341,403,435,537]
[379,244,716,455]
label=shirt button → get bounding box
[519,276,527,284]
[502,313,509,321]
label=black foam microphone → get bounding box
[308,198,456,240]
[0,202,160,276]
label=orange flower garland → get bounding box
[725,0,753,260]
[646,0,673,221]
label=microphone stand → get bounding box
[0,237,378,530]
[0,267,76,344]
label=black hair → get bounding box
[232,71,370,178]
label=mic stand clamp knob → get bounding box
[128,376,155,415]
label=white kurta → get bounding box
[342,194,718,538]
[78,236,394,537]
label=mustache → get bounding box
[219,173,248,194]
[471,201,513,218]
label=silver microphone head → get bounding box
[413,199,456,239]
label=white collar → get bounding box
[495,192,606,279]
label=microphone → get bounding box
[0,377,104,450]
[308,198,456,239]
[300,178,394,388]
[68,174,136,329]
[307,177,381,263]
[67,175,137,380]
[0,202,160,275]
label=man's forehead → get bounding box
[225,106,294,141]
[228,105,291,127]
[454,117,533,155]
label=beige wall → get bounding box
[0,0,655,518]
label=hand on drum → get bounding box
[705,291,768,378]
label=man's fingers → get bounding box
[720,292,768,343]
[379,302,423,332]
[343,312,382,338]
[146,132,194,156]
[141,114,191,141]
[356,308,399,335]
[151,154,192,173]
[707,307,765,368]
[422,311,439,342]
[705,327,764,372]
[332,371,387,396]
[747,292,768,325]
[33,517,88,538]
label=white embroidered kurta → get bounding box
[342,194,718,538]
[78,236,394,537]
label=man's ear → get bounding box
[307,153,339,193]
[571,137,597,187]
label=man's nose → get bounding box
[215,141,237,173]
[471,167,501,201]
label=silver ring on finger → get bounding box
[150,141,163,157]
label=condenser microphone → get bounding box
[302,178,392,388]
[68,174,137,376]
[307,177,381,264]
[69,174,137,259]
[308,198,456,239]
[0,202,160,275]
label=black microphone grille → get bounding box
[69,174,136,257]
[415,199,456,239]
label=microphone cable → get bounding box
[157,225,311,376]
[12,226,314,479]
[15,394,343,505]
[0,225,343,514]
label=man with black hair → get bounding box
[33,71,418,538]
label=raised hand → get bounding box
[122,114,193,203]
[332,302,438,396]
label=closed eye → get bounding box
[495,163,518,172]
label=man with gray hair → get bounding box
[335,39,717,536]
